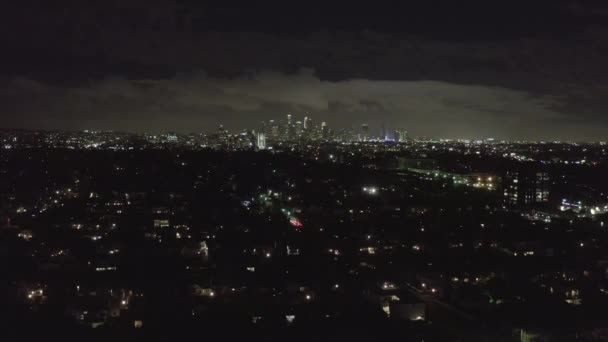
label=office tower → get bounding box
[287,124,296,140]
[256,133,266,150]
[265,120,275,138]
[260,121,268,138]
[504,168,550,206]
[215,124,228,147]
[218,125,227,138]
[270,123,279,140]
[166,132,178,143]
[284,114,293,139]
[263,120,272,136]
[394,129,407,142]
[361,123,369,141]
[303,116,309,130]
[381,122,387,141]
[295,121,303,137]
[321,122,328,140]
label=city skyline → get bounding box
[2,123,606,143]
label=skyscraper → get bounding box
[361,123,369,141]
[321,122,328,140]
[303,116,309,130]
[381,122,387,141]
[394,130,407,142]
[166,132,178,143]
[260,121,269,141]
[270,124,279,140]
[256,132,266,150]
[287,124,296,140]
[285,114,293,139]
[217,124,229,147]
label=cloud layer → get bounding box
[3,68,591,139]
[1,2,608,140]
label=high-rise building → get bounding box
[303,116,310,130]
[287,124,296,140]
[321,122,328,140]
[166,132,178,143]
[504,168,550,206]
[218,125,226,135]
[256,133,266,150]
[381,122,387,141]
[264,120,275,139]
[285,114,293,139]
[295,121,303,137]
[260,121,268,140]
[395,130,407,142]
[215,125,229,148]
[270,123,279,140]
[361,124,369,141]
[218,124,228,138]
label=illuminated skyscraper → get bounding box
[256,133,266,150]
[285,114,293,139]
[303,116,310,130]
[381,122,387,141]
[321,122,328,140]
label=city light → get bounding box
[362,186,379,195]
[289,217,303,228]
[3,123,607,337]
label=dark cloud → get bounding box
[1,1,608,139]
[1,69,582,139]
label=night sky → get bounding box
[1,1,608,140]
